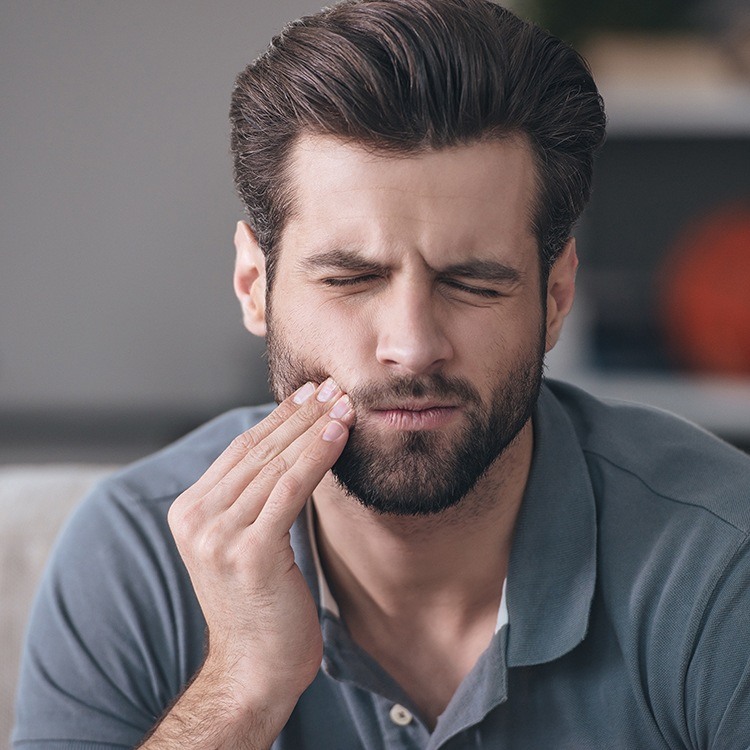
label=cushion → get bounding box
[0,464,117,741]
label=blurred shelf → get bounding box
[546,304,750,448]
[603,86,750,136]
[584,33,750,136]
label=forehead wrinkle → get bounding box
[282,134,540,263]
[288,134,537,212]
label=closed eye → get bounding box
[323,276,504,298]
[321,275,381,287]
[440,279,503,298]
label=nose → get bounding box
[375,281,454,375]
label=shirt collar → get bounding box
[305,500,340,618]
[504,380,598,667]
[291,379,596,664]
[303,500,510,634]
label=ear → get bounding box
[233,221,267,337]
[545,237,577,353]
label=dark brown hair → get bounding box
[230,0,606,285]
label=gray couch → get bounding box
[1,464,116,748]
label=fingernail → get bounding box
[329,395,351,420]
[322,421,346,442]
[293,382,316,404]
[316,378,338,402]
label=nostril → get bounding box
[375,336,453,375]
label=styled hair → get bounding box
[230,0,606,285]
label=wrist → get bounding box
[195,652,306,733]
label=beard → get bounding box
[266,318,545,517]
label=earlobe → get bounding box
[545,238,577,352]
[233,221,268,337]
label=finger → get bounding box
[192,379,346,517]
[223,395,354,528]
[254,413,351,535]
[184,377,340,500]
[182,381,321,499]
[168,384,331,545]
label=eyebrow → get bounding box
[298,249,388,274]
[439,259,523,284]
[298,248,524,284]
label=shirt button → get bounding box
[389,703,413,726]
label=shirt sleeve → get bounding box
[12,478,206,748]
[684,535,750,750]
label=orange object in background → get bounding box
[660,202,750,376]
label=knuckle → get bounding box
[212,475,237,499]
[302,435,332,465]
[168,494,221,549]
[274,471,304,499]
[166,498,183,530]
[268,400,296,424]
[228,429,261,456]
[195,536,222,568]
[246,438,279,466]
[256,454,291,485]
[195,523,234,568]
[167,496,196,537]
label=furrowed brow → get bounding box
[297,249,389,274]
[440,259,524,284]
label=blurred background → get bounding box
[2,0,750,464]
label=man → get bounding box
[13,1,750,748]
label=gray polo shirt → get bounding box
[13,380,750,749]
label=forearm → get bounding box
[138,662,298,750]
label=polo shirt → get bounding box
[12,380,750,749]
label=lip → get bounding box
[369,404,459,430]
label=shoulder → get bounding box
[13,405,275,745]
[44,404,275,616]
[545,381,750,742]
[106,404,275,504]
[545,379,750,533]
[53,404,276,558]
[34,404,277,669]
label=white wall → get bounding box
[3,2,749,453]
[1,1,323,415]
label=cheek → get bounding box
[469,307,545,381]
[285,300,376,384]
[473,303,543,353]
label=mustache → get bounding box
[345,373,481,410]
[265,332,480,408]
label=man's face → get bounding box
[262,134,551,516]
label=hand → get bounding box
[167,378,354,726]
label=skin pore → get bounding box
[233,133,577,726]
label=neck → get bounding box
[311,419,534,629]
